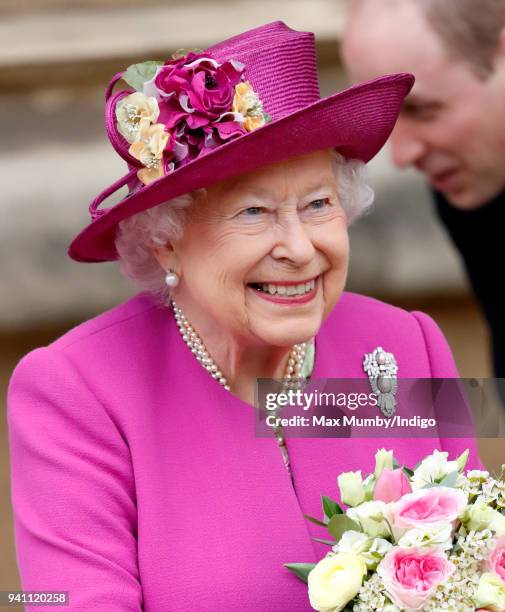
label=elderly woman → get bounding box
[7,21,482,612]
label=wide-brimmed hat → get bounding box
[68,20,413,263]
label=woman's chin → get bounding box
[252,320,320,348]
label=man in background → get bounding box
[342,0,505,381]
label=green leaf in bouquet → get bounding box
[363,474,376,501]
[327,514,361,541]
[440,470,460,487]
[311,536,338,546]
[402,466,415,477]
[123,60,164,91]
[392,457,400,469]
[322,495,343,520]
[303,513,327,527]
[283,562,316,583]
[456,449,469,471]
[413,458,424,470]
[423,470,459,488]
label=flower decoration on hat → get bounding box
[114,51,271,186]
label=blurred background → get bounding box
[1,0,499,598]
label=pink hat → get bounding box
[68,20,413,263]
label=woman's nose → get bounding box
[270,215,316,265]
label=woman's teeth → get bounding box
[249,278,316,296]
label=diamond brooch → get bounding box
[363,346,399,417]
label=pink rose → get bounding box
[374,468,412,503]
[378,547,454,610]
[388,486,468,539]
[488,537,505,582]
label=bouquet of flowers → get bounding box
[285,449,505,611]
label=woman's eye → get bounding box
[242,206,265,216]
[307,198,331,210]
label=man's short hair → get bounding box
[420,0,505,78]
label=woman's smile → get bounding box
[247,274,321,305]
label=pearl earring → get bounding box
[165,270,180,288]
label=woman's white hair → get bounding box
[115,149,374,306]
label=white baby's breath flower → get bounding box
[353,572,393,611]
[467,470,490,481]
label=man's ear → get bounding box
[498,24,505,57]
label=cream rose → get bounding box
[374,448,394,478]
[338,471,366,507]
[308,552,367,611]
[475,572,505,612]
[115,92,160,143]
[462,500,505,536]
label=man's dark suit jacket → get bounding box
[434,190,504,382]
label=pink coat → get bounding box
[7,291,483,611]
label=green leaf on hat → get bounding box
[123,61,164,91]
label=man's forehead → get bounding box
[345,0,443,58]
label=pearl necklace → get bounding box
[171,298,308,477]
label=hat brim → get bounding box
[68,73,413,263]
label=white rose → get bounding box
[347,501,391,538]
[411,449,467,489]
[375,448,394,478]
[334,530,392,569]
[338,471,366,507]
[397,523,453,550]
[334,530,371,555]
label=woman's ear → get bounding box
[149,241,177,273]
